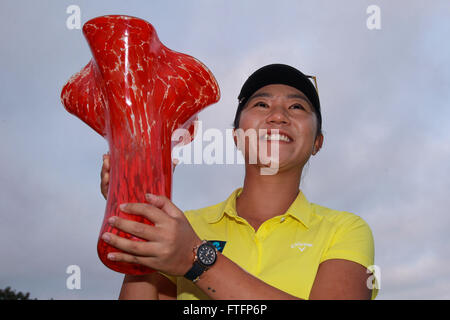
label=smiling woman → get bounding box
[100,64,377,300]
[235,83,321,174]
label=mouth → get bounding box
[260,129,293,143]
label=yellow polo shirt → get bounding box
[161,187,377,300]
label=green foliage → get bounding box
[0,287,35,300]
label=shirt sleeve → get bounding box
[320,213,374,267]
[320,213,378,299]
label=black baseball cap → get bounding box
[234,64,322,135]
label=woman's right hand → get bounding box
[100,153,179,200]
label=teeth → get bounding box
[263,133,291,142]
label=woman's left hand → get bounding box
[101,193,202,276]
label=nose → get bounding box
[266,105,290,125]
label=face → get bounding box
[234,84,323,172]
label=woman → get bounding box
[99,64,376,300]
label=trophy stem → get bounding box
[97,141,172,275]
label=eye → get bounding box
[254,101,268,108]
[290,104,305,110]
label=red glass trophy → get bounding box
[60,15,220,274]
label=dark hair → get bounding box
[232,64,322,138]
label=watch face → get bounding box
[198,243,217,266]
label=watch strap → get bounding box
[184,260,207,282]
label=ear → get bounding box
[312,133,324,155]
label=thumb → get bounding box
[145,193,181,218]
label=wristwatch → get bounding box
[184,240,218,283]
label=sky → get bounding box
[0,0,449,300]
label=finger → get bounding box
[101,156,110,174]
[119,203,169,225]
[102,232,158,257]
[101,183,108,200]
[104,154,110,167]
[101,171,109,185]
[106,251,157,268]
[101,171,110,186]
[144,194,182,219]
[100,164,109,182]
[100,154,111,200]
[100,174,109,200]
[108,216,161,241]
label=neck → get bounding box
[236,164,303,227]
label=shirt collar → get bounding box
[205,187,312,229]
